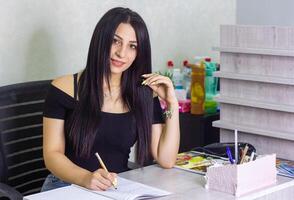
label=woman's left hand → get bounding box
[142,73,178,105]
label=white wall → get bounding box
[0,0,235,86]
[237,0,294,26]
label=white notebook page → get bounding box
[74,176,171,200]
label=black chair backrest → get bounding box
[0,80,51,196]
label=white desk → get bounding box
[24,165,294,200]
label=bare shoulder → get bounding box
[51,74,74,98]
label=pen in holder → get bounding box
[205,154,277,196]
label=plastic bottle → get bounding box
[173,68,183,89]
[204,58,218,114]
[166,60,174,80]
[188,61,205,115]
[166,60,184,89]
[182,60,191,99]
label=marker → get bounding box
[226,146,234,164]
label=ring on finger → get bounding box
[151,81,157,85]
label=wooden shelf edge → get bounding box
[215,96,294,113]
[212,46,294,57]
[213,71,294,85]
[212,120,294,141]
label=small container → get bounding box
[178,99,191,113]
[204,100,218,114]
[205,154,277,197]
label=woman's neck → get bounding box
[107,73,121,88]
[103,74,122,102]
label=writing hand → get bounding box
[83,169,117,191]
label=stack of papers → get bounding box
[174,151,229,175]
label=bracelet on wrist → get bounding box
[163,107,174,119]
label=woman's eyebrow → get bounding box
[114,34,137,43]
[114,34,122,40]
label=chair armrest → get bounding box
[0,183,22,200]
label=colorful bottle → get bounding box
[188,61,205,115]
[204,58,218,114]
[182,60,191,99]
[173,68,183,89]
[166,60,174,81]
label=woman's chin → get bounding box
[110,65,129,75]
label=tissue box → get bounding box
[205,154,277,197]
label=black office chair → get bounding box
[0,80,51,199]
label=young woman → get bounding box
[42,7,179,192]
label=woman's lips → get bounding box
[111,58,125,67]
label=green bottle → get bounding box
[204,58,218,114]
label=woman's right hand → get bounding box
[83,169,117,191]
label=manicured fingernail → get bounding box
[141,74,147,77]
[141,80,146,85]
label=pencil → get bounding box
[95,152,118,189]
[240,145,249,164]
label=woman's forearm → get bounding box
[157,102,180,168]
[44,151,90,187]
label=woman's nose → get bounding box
[116,46,127,58]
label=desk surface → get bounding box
[120,165,294,200]
[25,165,294,200]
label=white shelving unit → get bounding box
[213,25,294,160]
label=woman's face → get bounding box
[110,23,138,75]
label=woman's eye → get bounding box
[113,38,120,45]
[130,44,137,49]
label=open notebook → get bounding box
[24,177,171,200]
[74,177,171,200]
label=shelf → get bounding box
[212,120,294,141]
[216,25,294,160]
[215,96,294,113]
[212,46,294,57]
[213,71,294,85]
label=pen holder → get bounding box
[205,154,277,197]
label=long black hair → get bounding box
[66,7,153,166]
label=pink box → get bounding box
[160,99,191,113]
[179,100,191,113]
[205,154,277,197]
